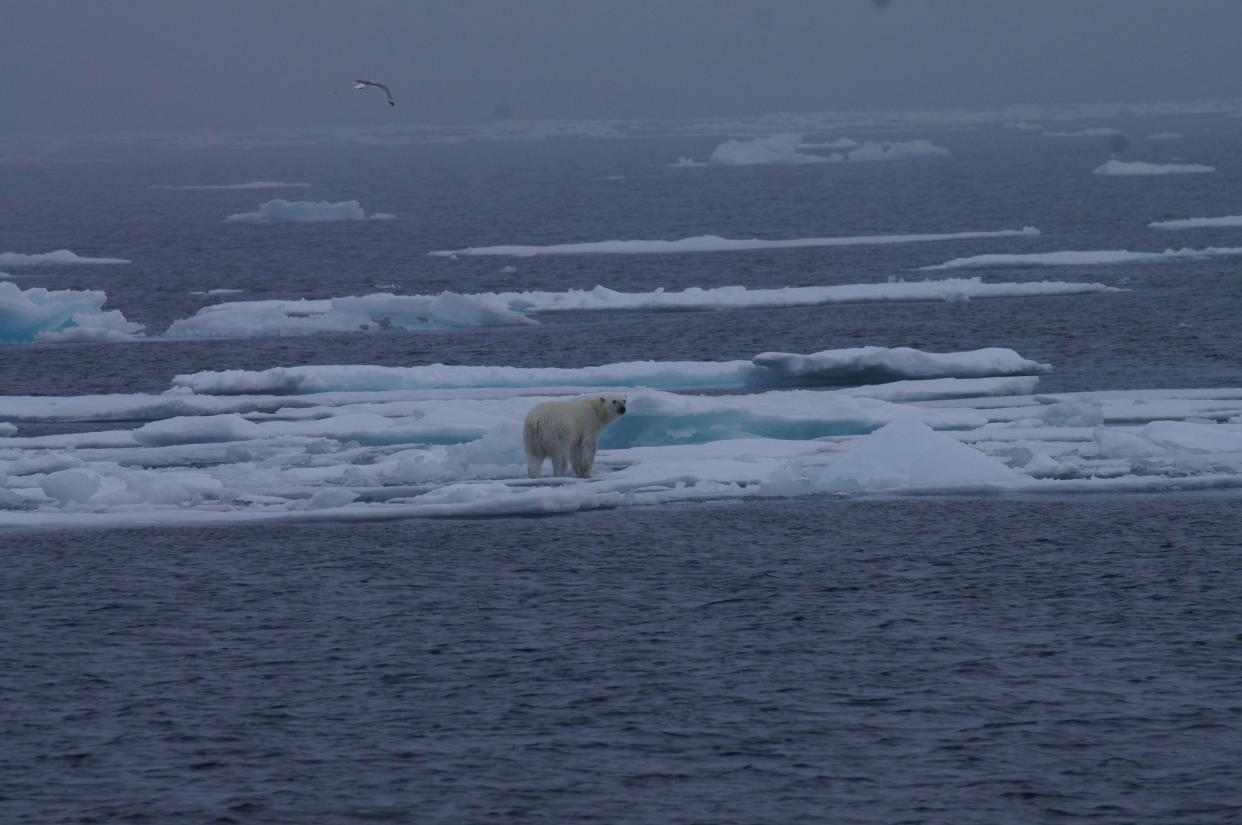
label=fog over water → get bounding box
[3,0,1242,135]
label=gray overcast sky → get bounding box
[3,0,1241,136]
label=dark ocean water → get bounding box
[4,115,1242,822]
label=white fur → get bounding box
[523,394,627,478]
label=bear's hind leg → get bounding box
[526,453,545,479]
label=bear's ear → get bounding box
[599,397,605,403]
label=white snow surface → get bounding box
[6,359,1242,529]
[152,181,312,190]
[225,199,391,223]
[923,247,1242,270]
[171,346,1049,395]
[1092,159,1215,175]
[0,282,144,344]
[1149,215,1242,230]
[429,226,1040,257]
[0,249,130,266]
[160,279,1114,340]
[706,133,948,166]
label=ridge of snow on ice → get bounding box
[1093,159,1215,175]
[1149,215,1242,230]
[429,227,1040,257]
[923,247,1242,270]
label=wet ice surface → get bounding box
[4,497,1242,824]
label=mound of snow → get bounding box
[1149,215,1242,230]
[225,199,391,223]
[429,226,1040,257]
[923,247,1242,270]
[164,292,534,339]
[0,249,130,266]
[152,181,311,190]
[0,282,143,344]
[1093,160,1214,175]
[805,419,1021,493]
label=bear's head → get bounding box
[590,393,628,424]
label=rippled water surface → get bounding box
[5,497,1242,824]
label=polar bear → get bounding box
[523,393,628,479]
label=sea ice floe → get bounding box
[4,365,1242,530]
[0,249,130,266]
[224,199,392,223]
[922,247,1242,270]
[0,282,144,344]
[706,133,948,166]
[1042,127,1123,137]
[1149,215,1242,231]
[429,227,1040,257]
[1092,160,1215,175]
[159,278,1114,341]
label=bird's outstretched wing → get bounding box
[353,79,395,106]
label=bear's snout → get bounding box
[617,403,626,415]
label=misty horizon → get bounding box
[4,0,1242,138]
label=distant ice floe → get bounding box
[1093,160,1215,176]
[172,346,1049,395]
[0,282,143,344]
[190,288,245,297]
[1145,132,1183,141]
[159,278,1113,341]
[152,181,311,190]
[1149,215,1242,231]
[0,249,130,267]
[429,226,1040,257]
[923,247,1242,271]
[164,292,534,339]
[1002,120,1043,131]
[5,351,1242,528]
[797,138,859,150]
[705,133,948,166]
[224,199,393,223]
[1042,127,1122,138]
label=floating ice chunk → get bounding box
[752,346,1048,384]
[804,419,1022,492]
[152,181,311,190]
[0,282,144,344]
[307,489,359,509]
[190,288,246,296]
[1002,121,1043,131]
[164,292,534,339]
[1145,132,1183,140]
[429,227,1039,257]
[669,156,709,167]
[923,247,1242,270]
[1141,420,1242,454]
[706,134,948,166]
[1042,127,1122,137]
[709,133,831,165]
[1093,160,1214,175]
[797,138,858,149]
[0,249,130,266]
[224,199,392,223]
[0,422,16,437]
[369,213,397,221]
[41,469,103,504]
[1034,400,1104,428]
[1149,215,1242,231]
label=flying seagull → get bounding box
[354,79,395,107]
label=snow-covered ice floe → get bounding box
[162,278,1116,340]
[1092,160,1215,175]
[0,249,130,266]
[152,181,311,190]
[0,282,144,344]
[5,351,1242,530]
[224,199,393,223]
[706,133,948,166]
[923,247,1242,271]
[1149,215,1242,231]
[429,227,1040,258]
